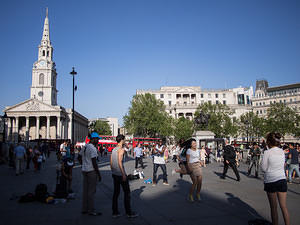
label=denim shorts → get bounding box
[264,179,287,193]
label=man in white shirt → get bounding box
[152,140,169,186]
[78,132,102,216]
[134,143,144,169]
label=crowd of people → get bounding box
[1,132,299,225]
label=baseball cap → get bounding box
[90,132,100,139]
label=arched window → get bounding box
[43,50,45,56]
[39,73,44,85]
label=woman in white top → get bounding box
[261,132,290,225]
[186,139,202,202]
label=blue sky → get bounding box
[0,0,299,125]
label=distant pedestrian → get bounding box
[200,146,207,167]
[110,134,138,218]
[186,139,202,202]
[14,142,26,175]
[26,146,33,169]
[152,139,169,186]
[220,139,240,181]
[287,143,299,184]
[247,142,261,177]
[134,143,144,169]
[261,132,290,225]
[172,138,190,177]
[78,132,102,216]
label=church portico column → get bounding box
[15,117,19,142]
[36,117,40,139]
[26,117,29,142]
[7,118,12,141]
[57,116,61,139]
[46,116,50,139]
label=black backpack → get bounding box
[35,183,48,202]
[19,192,35,203]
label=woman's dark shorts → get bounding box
[264,179,287,193]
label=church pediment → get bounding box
[5,99,60,113]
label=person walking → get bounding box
[152,139,169,186]
[14,142,26,176]
[261,132,290,225]
[186,139,203,202]
[287,143,300,184]
[220,139,240,181]
[247,142,261,178]
[172,138,191,178]
[110,134,138,218]
[200,146,207,167]
[134,143,144,169]
[26,145,33,169]
[78,132,102,216]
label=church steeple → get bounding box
[38,8,53,61]
[31,8,58,106]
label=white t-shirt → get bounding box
[60,143,66,157]
[261,147,286,183]
[200,148,206,160]
[79,143,98,172]
[186,148,200,163]
[153,145,165,164]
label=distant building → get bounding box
[89,117,119,136]
[3,9,88,143]
[252,80,300,116]
[137,86,253,120]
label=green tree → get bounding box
[123,93,173,137]
[194,102,236,138]
[174,117,194,141]
[89,120,112,135]
[266,103,299,139]
[240,111,267,142]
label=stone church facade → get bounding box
[3,9,88,143]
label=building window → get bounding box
[280,100,282,103]
[260,110,262,114]
[256,111,259,115]
[284,99,286,103]
[223,100,226,105]
[160,94,164,98]
[246,95,250,105]
[290,99,292,102]
[208,93,211,98]
[184,102,187,106]
[192,101,194,105]
[42,50,45,56]
[237,94,245,104]
[223,93,226,98]
[259,102,262,106]
[256,103,258,106]
[168,101,172,106]
[270,101,272,104]
[263,102,265,105]
[208,100,212,104]
[216,100,219,104]
[274,100,276,103]
[200,93,204,98]
[215,93,218,98]
[39,73,44,85]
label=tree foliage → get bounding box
[89,120,112,135]
[123,94,173,137]
[265,103,299,138]
[194,102,237,138]
[174,117,194,141]
[240,111,266,141]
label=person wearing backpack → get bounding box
[220,139,240,181]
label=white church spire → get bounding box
[41,7,51,44]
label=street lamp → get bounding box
[1,112,7,143]
[70,67,77,144]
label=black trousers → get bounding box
[222,161,240,180]
[135,157,144,169]
[153,163,168,183]
[112,175,131,215]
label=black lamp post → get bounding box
[1,112,7,143]
[70,67,77,144]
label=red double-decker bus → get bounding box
[99,135,116,141]
[131,137,161,148]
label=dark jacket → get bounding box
[223,145,236,163]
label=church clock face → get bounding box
[39,60,45,66]
[38,91,44,97]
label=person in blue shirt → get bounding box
[14,142,26,176]
[288,143,300,184]
[134,143,144,169]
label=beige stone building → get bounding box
[252,80,300,116]
[137,85,253,120]
[3,9,88,143]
